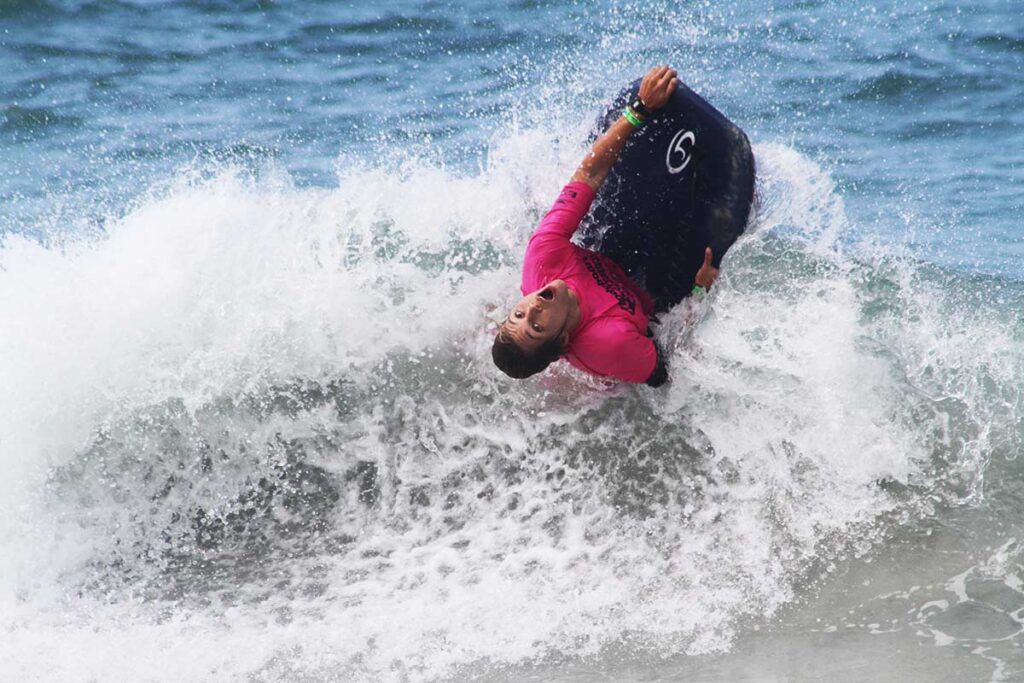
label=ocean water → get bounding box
[1,0,1022,681]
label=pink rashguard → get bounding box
[522,181,658,383]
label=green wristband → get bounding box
[692,284,706,296]
[623,107,644,128]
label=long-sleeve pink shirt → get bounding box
[522,181,657,383]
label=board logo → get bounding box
[666,128,696,174]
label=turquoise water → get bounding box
[1,1,1022,680]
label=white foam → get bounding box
[0,127,1018,681]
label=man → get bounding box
[492,65,751,387]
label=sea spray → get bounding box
[4,131,1018,680]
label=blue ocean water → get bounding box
[1,1,1022,680]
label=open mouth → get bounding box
[539,287,554,301]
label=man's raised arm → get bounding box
[571,65,678,191]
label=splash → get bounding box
[1,125,1019,680]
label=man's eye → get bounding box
[514,310,524,319]
[533,323,543,332]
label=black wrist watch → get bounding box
[629,96,652,118]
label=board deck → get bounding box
[584,79,755,310]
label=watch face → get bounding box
[630,97,650,116]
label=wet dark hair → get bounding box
[491,329,565,379]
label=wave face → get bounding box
[2,134,1021,680]
[2,0,1023,680]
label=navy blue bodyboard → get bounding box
[585,79,755,311]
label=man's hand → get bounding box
[637,65,678,111]
[694,247,719,290]
[571,65,679,191]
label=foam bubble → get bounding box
[1,127,1019,681]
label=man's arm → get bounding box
[571,65,678,191]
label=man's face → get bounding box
[501,279,572,352]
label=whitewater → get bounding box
[2,127,1019,680]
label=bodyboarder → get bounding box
[491,65,755,387]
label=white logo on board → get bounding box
[666,128,696,174]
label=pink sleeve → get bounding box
[522,182,597,287]
[531,181,597,242]
[571,319,658,384]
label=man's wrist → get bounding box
[623,106,645,128]
[629,96,652,118]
